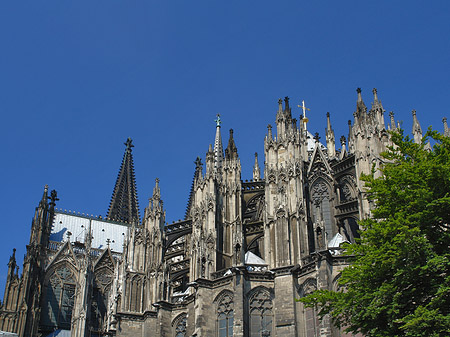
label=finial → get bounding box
[326,112,330,118]
[443,117,449,136]
[49,190,59,206]
[194,157,203,173]
[372,88,378,101]
[389,111,394,118]
[278,98,283,112]
[284,96,290,110]
[356,88,362,94]
[348,120,351,126]
[314,132,320,143]
[124,138,134,152]
[340,135,346,146]
[412,109,417,117]
[267,124,273,139]
[215,114,222,127]
[106,238,111,247]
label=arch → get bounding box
[298,278,319,337]
[310,179,334,241]
[172,313,187,337]
[248,287,273,337]
[41,264,77,330]
[298,277,318,297]
[214,290,234,337]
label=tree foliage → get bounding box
[301,130,450,336]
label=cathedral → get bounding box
[0,89,446,337]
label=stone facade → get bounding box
[1,89,443,337]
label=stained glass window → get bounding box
[41,266,76,330]
[249,290,272,337]
[217,293,233,337]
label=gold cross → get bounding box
[297,100,310,123]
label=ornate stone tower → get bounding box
[264,97,308,268]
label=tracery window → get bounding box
[41,266,76,329]
[249,289,272,337]
[173,314,187,337]
[217,293,234,337]
[311,180,333,240]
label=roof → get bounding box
[51,212,129,253]
[328,232,349,248]
[245,251,267,265]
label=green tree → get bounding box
[301,130,450,336]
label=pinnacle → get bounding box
[107,138,140,223]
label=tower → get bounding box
[107,138,140,223]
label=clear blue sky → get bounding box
[1,1,449,297]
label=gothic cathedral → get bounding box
[1,89,446,337]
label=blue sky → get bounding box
[0,1,449,296]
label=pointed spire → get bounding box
[253,152,261,181]
[325,112,335,158]
[389,111,396,130]
[356,88,367,116]
[185,157,203,219]
[40,185,49,207]
[8,248,16,268]
[443,117,449,137]
[107,138,140,223]
[412,110,423,144]
[284,96,290,112]
[153,178,161,200]
[213,114,224,172]
[267,124,273,139]
[225,129,238,160]
[339,136,347,160]
[277,98,283,113]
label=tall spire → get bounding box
[107,138,140,223]
[355,88,367,118]
[443,117,449,137]
[185,157,203,219]
[325,112,335,158]
[213,114,224,172]
[225,129,238,161]
[411,110,423,144]
[253,152,261,181]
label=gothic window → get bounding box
[92,265,113,331]
[300,279,319,337]
[311,180,333,240]
[173,313,187,337]
[41,266,76,330]
[217,292,234,337]
[249,289,273,337]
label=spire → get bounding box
[40,185,49,207]
[213,114,224,172]
[389,111,396,130]
[225,129,238,160]
[107,138,140,223]
[371,88,385,128]
[253,152,261,181]
[443,117,449,137]
[325,112,336,158]
[339,136,347,160]
[412,110,423,144]
[355,88,367,117]
[185,157,203,219]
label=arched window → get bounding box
[217,292,233,337]
[173,313,187,337]
[41,266,76,330]
[311,180,333,240]
[249,289,272,337]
